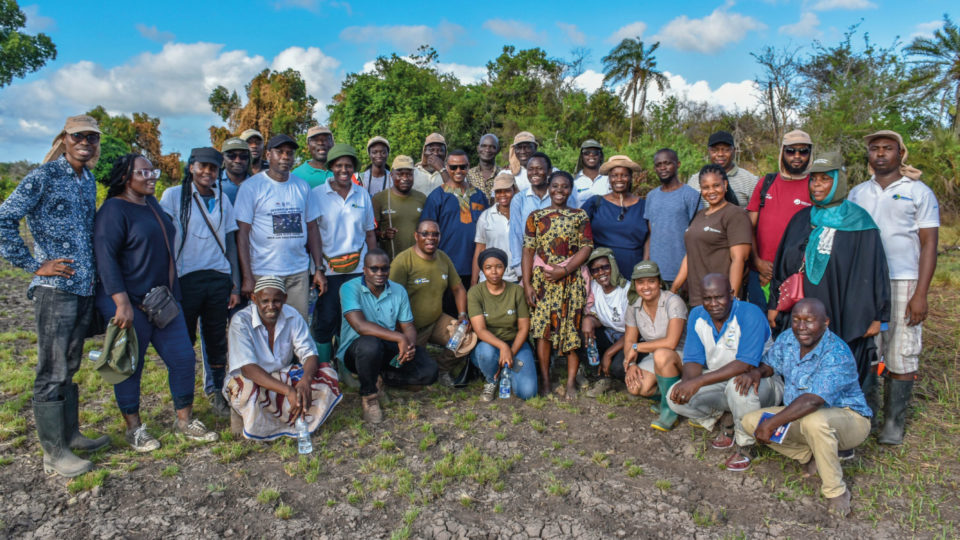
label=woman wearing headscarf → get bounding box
[582,155,648,278]
[581,248,632,397]
[468,248,537,401]
[768,152,890,387]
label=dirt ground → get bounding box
[1,263,958,539]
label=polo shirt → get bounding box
[292,162,333,189]
[420,184,488,276]
[573,173,610,206]
[311,182,376,276]
[847,176,940,280]
[337,277,413,360]
[227,304,317,377]
[507,187,579,275]
[624,290,688,350]
[683,299,770,370]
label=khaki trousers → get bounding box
[741,406,870,498]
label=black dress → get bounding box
[768,207,890,384]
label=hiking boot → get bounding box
[437,372,456,388]
[34,399,93,477]
[724,446,753,472]
[585,377,612,398]
[361,394,383,424]
[125,424,161,453]
[827,489,852,517]
[838,449,855,461]
[481,383,497,402]
[175,418,219,442]
[63,384,109,452]
[206,390,231,419]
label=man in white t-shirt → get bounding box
[235,134,325,320]
[847,129,940,446]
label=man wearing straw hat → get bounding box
[0,115,110,477]
[372,155,425,259]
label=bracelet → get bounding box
[458,312,468,319]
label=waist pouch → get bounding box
[325,252,361,274]
[141,285,179,328]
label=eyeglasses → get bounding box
[367,265,390,274]
[69,132,100,144]
[447,164,468,171]
[416,231,440,238]
[133,169,161,179]
[589,264,612,274]
[784,146,811,156]
[225,151,249,161]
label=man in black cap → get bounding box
[234,134,326,319]
[687,131,758,207]
[160,147,241,418]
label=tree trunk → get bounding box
[638,82,649,131]
[628,85,638,145]
[953,80,960,137]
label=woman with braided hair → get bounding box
[159,147,241,418]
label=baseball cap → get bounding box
[239,129,263,141]
[631,260,661,280]
[266,134,298,150]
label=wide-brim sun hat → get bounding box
[599,155,642,176]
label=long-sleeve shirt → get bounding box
[0,156,97,298]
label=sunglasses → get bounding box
[417,231,440,238]
[582,149,601,156]
[69,132,101,144]
[133,168,161,180]
[447,164,468,171]
[367,265,390,274]
[225,151,249,161]
[589,264,612,274]
[618,206,626,222]
[784,146,811,156]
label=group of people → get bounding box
[0,113,940,519]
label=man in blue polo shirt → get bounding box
[667,273,782,471]
[339,249,438,424]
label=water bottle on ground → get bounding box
[587,339,600,366]
[88,350,101,362]
[499,367,512,399]
[446,320,469,352]
[296,417,312,454]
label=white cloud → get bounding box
[271,47,342,119]
[606,21,647,44]
[482,19,544,42]
[340,21,464,52]
[809,0,876,10]
[21,4,55,33]
[361,57,486,85]
[606,71,762,112]
[556,23,586,45]
[653,7,766,53]
[779,12,821,38]
[135,23,175,43]
[910,20,944,41]
[569,69,605,93]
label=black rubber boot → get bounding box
[63,383,109,452]
[878,378,914,445]
[34,399,93,478]
[861,370,882,433]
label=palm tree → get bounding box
[601,39,669,144]
[905,15,960,135]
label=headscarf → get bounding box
[43,115,102,169]
[477,247,508,269]
[586,247,638,303]
[864,130,923,180]
[778,129,813,180]
[804,160,878,285]
[508,131,537,175]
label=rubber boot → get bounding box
[651,375,681,432]
[63,383,109,452]
[33,399,93,478]
[861,370,882,433]
[878,378,913,445]
[321,341,356,390]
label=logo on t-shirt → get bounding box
[272,212,303,235]
[442,274,448,280]
[703,226,722,233]
[793,199,812,207]
[892,194,913,201]
[413,278,430,285]
[507,309,515,315]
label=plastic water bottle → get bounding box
[499,368,512,399]
[295,417,312,454]
[587,339,600,366]
[88,350,102,362]
[446,320,469,352]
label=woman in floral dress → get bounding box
[522,171,593,399]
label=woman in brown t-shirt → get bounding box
[671,164,752,306]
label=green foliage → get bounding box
[0,0,56,87]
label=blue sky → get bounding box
[0,0,951,161]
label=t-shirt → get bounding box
[467,281,529,343]
[372,188,426,260]
[420,185,489,276]
[360,170,391,198]
[159,185,238,276]
[234,172,318,276]
[847,176,940,280]
[746,174,812,263]
[337,278,414,360]
[683,203,753,306]
[311,182,376,276]
[389,247,461,329]
[624,290,688,349]
[643,185,701,281]
[292,162,333,189]
[590,280,629,333]
[474,205,517,282]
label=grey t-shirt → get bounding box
[642,185,702,281]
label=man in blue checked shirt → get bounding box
[738,298,872,517]
[0,115,110,477]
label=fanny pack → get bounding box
[143,202,180,328]
[324,251,361,274]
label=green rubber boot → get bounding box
[321,341,358,391]
[651,375,681,432]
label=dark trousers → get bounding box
[311,273,358,344]
[746,270,768,312]
[344,335,438,396]
[180,270,232,393]
[442,274,471,318]
[33,287,94,402]
[579,326,626,380]
[96,295,196,414]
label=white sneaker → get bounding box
[126,424,161,453]
[481,383,497,402]
[175,418,219,443]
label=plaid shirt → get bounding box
[0,156,97,297]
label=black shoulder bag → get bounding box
[141,201,180,328]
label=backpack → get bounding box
[757,173,778,210]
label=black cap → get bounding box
[266,134,299,150]
[189,147,223,166]
[707,131,735,148]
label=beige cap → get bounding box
[367,135,390,152]
[307,125,332,138]
[492,171,517,191]
[391,155,415,170]
[239,128,263,141]
[424,132,446,146]
[63,115,101,134]
[599,155,642,176]
[512,131,537,146]
[781,129,812,147]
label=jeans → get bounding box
[667,375,784,446]
[311,273,358,345]
[470,341,538,399]
[578,326,626,380]
[180,270,231,394]
[32,287,94,402]
[343,335,438,396]
[96,295,196,414]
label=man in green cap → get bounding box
[573,139,608,206]
[219,137,251,204]
[293,125,335,189]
